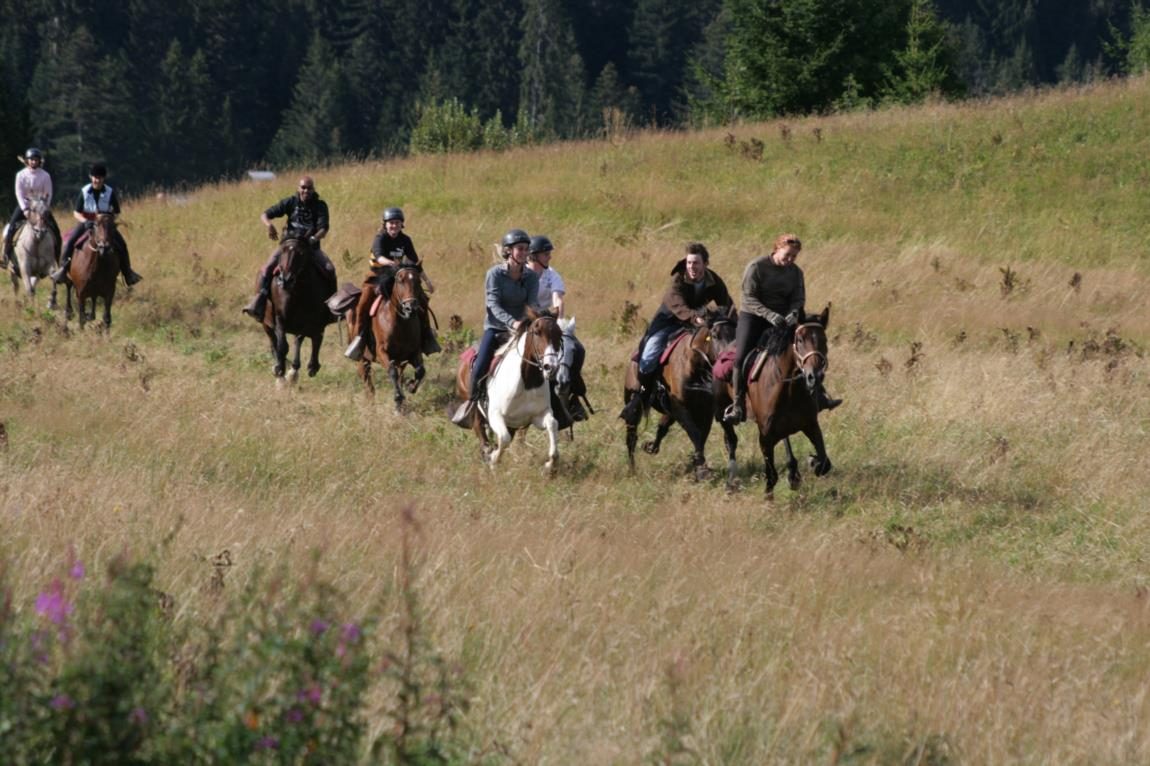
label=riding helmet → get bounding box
[25,148,42,160]
[89,163,108,177]
[382,207,405,222]
[528,235,553,255]
[501,228,531,253]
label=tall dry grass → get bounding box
[2,77,1150,762]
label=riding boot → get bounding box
[50,253,72,284]
[619,370,657,420]
[1,229,12,269]
[816,381,843,412]
[242,267,274,320]
[345,333,367,361]
[451,380,484,425]
[119,247,143,286]
[724,362,747,423]
[568,394,589,422]
[420,315,442,355]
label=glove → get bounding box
[785,311,799,327]
[308,236,320,248]
[766,311,785,327]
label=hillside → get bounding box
[1,78,1148,762]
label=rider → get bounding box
[527,234,588,422]
[620,242,733,421]
[344,206,440,360]
[451,228,542,425]
[50,163,142,286]
[242,175,335,320]
[4,148,61,273]
[723,233,841,424]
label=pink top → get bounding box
[15,167,53,211]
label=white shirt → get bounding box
[15,167,53,211]
[537,267,566,310]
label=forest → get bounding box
[2,0,1149,201]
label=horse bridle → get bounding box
[276,238,309,288]
[519,319,559,374]
[392,267,420,319]
[780,322,828,385]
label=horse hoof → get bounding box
[308,365,320,378]
[642,441,659,455]
[693,465,713,482]
[788,475,802,491]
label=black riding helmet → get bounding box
[528,235,553,255]
[25,148,42,160]
[501,228,530,257]
[382,207,404,222]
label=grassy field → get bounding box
[2,77,1150,763]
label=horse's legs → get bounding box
[48,278,58,310]
[802,420,833,477]
[642,414,674,455]
[358,359,375,396]
[541,411,560,474]
[406,361,426,394]
[760,432,779,499]
[102,295,112,328]
[486,413,512,468]
[306,334,323,377]
[64,284,73,320]
[266,325,286,378]
[720,420,740,491]
[291,335,304,374]
[387,363,405,411]
[668,398,711,479]
[784,437,801,490]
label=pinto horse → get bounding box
[348,265,428,410]
[257,236,337,384]
[452,314,564,471]
[9,197,60,309]
[622,309,736,479]
[715,306,833,497]
[65,214,118,328]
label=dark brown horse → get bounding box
[715,305,833,497]
[349,265,428,410]
[257,237,337,384]
[622,309,736,479]
[452,313,564,470]
[65,214,118,328]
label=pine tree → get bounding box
[266,33,353,166]
[881,0,964,103]
[152,40,216,184]
[519,0,589,138]
[627,0,720,124]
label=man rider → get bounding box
[242,175,335,320]
[50,163,142,286]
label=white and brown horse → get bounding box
[9,197,59,308]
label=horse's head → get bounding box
[89,214,116,255]
[391,266,421,319]
[276,236,312,288]
[690,308,737,363]
[792,305,831,395]
[25,197,49,232]
[523,315,563,381]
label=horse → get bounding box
[349,264,427,410]
[9,197,60,308]
[452,314,564,472]
[256,236,337,385]
[714,306,833,498]
[64,214,119,328]
[621,309,737,480]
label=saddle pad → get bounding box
[659,330,689,365]
[748,349,770,383]
[459,343,506,377]
[713,347,736,382]
[325,282,362,317]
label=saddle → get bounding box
[713,347,773,385]
[629,328,691,366]
[459,341,508,379]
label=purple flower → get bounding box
[35,581,73,627]
[309,618,331,636]
[130,707,148,725]
[69,560,86,580]
[297,684,323,705]
[341,622,362,643]
[50,694,75,711]
[255,736,280,751]
[285,706,305,724]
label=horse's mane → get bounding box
[762,325,794,357]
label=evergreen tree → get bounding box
[881,0,964,103]
[438,0,522,122]
[590,62,641,131]
[627,0,719,124]
[266,33,353,166]
[152,40,216,184]
[519,0,589,138]
[28,26,99,182]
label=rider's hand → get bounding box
[266,224,278,241]
[308,236,319,248]
[767,311,785,327]
[693,314,706,327]
[785,311,799,327]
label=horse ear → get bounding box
[819,303,831,328]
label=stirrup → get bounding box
[345,335,365,360]
[124,271,143,286]
[50,266,67,283]
[723,402,745,423]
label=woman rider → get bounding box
[451,228,543,425]
[723,233,841,423]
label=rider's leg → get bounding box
[242,252,279,319]
[2,207,24,267]
[452,328,500,424]
[419,306,441,355]
[46,213,61,263]
[725,312,764,423]
[567,337,588,421]
[345,281,377,360]
[816,380,843,412]
[50,224,87,283]
[313,249,337,293]
[620,329,669,419]
[113,229,142,285]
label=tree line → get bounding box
[2,0,1149,205]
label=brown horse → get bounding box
[65,214,118,328]
[622,309,736,479]
[715,306,833,497]
[349,265,428,410]
[257,236,337,384]
[452,313,564,469]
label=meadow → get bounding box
[1,76,1149,763]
